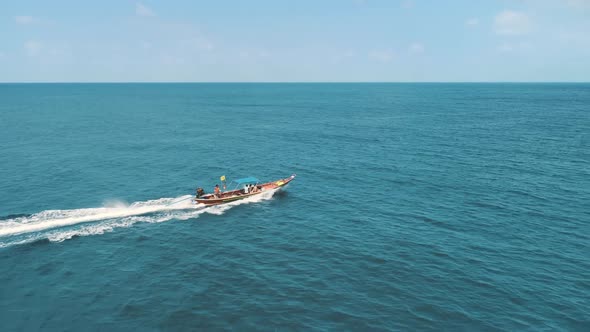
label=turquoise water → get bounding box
[0,83,589,331]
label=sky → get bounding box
[0,0,589,82]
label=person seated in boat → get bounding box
[196,187,205,198]
[214,184,221,198]
[251,185,260,193]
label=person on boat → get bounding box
[196,187,205,198]
[251,185,260,193]
[214,184,221,198]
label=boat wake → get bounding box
[0,188,279,248]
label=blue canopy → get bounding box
[234,177,260,184]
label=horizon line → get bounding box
[0,81,589,84]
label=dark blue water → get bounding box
[1,83,589,331]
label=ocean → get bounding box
[0,83,588,331]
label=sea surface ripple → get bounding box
[0,83,589,331]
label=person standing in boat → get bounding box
[214,184,221,198]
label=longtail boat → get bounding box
[195,174,296,205]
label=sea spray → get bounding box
[0,188,279,247]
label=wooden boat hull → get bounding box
[195,174,295,205]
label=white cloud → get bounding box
[140,41,152,50]
[201,41,214,51]
[564,0,590,8]
[161,55,185,65]
[369,49,394,62]
[136,3,156,17]
[466,18,479,26]
[401,0,414,9]
[238,48,271,59]
[343,50,356,58]
[497,41,532,53]
[180,38,214,52]
[24,40,42,57]
[47,46,71,59]
[555,30,590,47]
[494,10,532,35]
[408,42,424,54]
[257,50,270,58]
[498,43,514,52]
[330,50,356,64]
[15,15,36,25]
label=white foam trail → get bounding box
[0,188,279,247]
[0,195,197,237]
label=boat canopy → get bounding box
[234,177,260,184]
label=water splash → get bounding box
[0,188,278,248]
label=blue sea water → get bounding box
[0,83,589,331]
